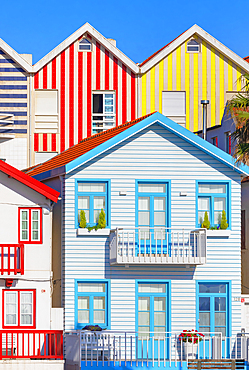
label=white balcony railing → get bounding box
[109,228,207,265]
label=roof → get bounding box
[0,160,59,202]
[139,30,187,67]
[0,38,32,73]
[140,25,249,74]
[25,112,249,181]
[33,23,139,73]
[24,113,155,177]
[244,56,249,63]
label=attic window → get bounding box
[79,38,92,52]
[187,39,200,53]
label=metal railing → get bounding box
[109,228,207,265]
[0,244,24,275]
[65,331,249,368]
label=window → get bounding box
[35,90,58,131]
[137,282,169,337]
[187,39,200,52]
[75,281,109,329]
[76,181,110,228]
[197,182,230,228]
[212,137,218,147]
[225,132,232,154]
[92,92,115,134]
[197,282,229,337]
[18,208,42,244]
[162,91,186,125]
[78,38,91,51]
[3,290,36,328]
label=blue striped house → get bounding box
[25,112,249,367]
[0,39,32,169]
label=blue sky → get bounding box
[1,0,248,65]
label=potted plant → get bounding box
[179,330,204,359]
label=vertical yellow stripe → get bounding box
[193,53,198,131]
[176,47,181,90]
[211,47,216,126]
[159,59,164,113]
[168,53,172,90]
[237,66,241,91]
[202,41,207,100]
[228,60,233,91]
[219,54,224,123]
[141,73,147,115]
[150,67,155,112]
[185,42,190,130]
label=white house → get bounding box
[0,159,64,369]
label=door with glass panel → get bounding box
[198,283,229,358]
[137,183,169,255]
[137,283,169,359]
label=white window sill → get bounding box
[77,228,110,236]
[206,230,231,237]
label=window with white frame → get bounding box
[75,281,109,329]
[19,208,42,243]
[35,90,58,131]
[162,91,186,125]
[78,38,92,51]
[3,290,35,328]
[92,92,115,134]
[187,39,200,52]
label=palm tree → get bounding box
[227,73,249,164]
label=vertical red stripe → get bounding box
[51,134,57,151]
[105,50,109,90]
[131,72,136,121]
[113,57,118,126]
[78,52,83,142]
[229,135,231,154]
[34,133,39,151]
[34,73,39,89]
[52,58,56,89]
[43,65,47,89]
[43,133,48,151]
[60,51,66,152]
[87,52,92,137]
[122,64,127,123]
[69,44,74,147]
[96,42,100,90]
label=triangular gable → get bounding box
[0,38,32,73]
[26,113,249,181]
[33,22,139,73]
[140,24,249,74]
[0,160,59,202]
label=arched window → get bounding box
[78,38,92,51]
[187,39,200,52]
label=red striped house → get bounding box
[32,23,139,164]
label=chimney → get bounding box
[201,100,209,140]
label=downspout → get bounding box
[201,100,209,140]
[49,201,55,329]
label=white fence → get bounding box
[64,331,249,368]
[109,228,207,265]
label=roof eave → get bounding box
[32,165,66,182]
[0,38,33,73]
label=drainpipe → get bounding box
[201,100,209,140]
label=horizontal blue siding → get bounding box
[0,94,27,98]
[13,120,27,125]
[0,129,27,133]
[0,67,25,72]
[0,59,15,63]
[0,76,27,81]
[0,85,27,90]
[0,103,27,107]
[0,111,27,116]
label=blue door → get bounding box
[137,182,169,255]
[137,282,169,360]
[197,282,229,358]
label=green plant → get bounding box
[201,211,210,229]
[220,210,228,230]
[79,210,87,228]
[97,209,106,229]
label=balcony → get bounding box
[109,228,206,265]
[0,244,24,275]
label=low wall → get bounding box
[0,359,64,370]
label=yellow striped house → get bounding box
[138,25,249,133]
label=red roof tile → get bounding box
[0,160,59,202]
[139,30,187,67]
[25,113,155,177]
[244,56,249,63]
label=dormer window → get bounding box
[187,39,200,53]
[79,38,92,52]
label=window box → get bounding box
[77,228,110,236]
[206,230,231,237]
